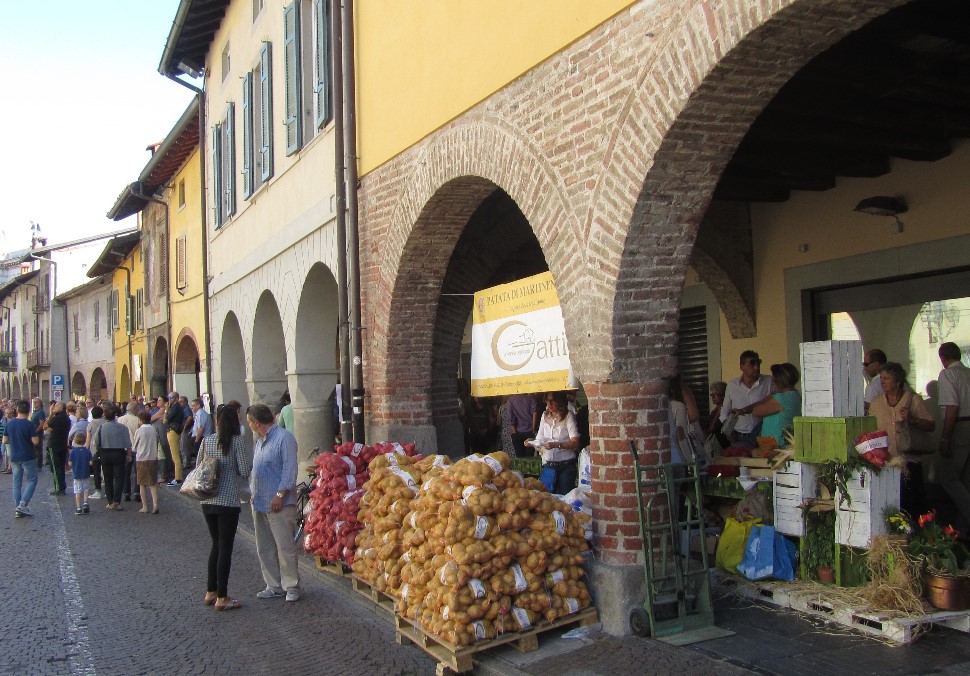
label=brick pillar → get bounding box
[585,380,669,566]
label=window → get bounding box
[242,72,254,198]
[253,0,264,21]
[223,103,236,219]
[176,235,188,290]
[178,179,186,209]
[112,289,120,330]
[94,300,100,340]
[136,289,144,332]
[22,323,26,350]
[221,43,231,82]
[284,0,303,155]
[73,313,80,351]
[313,0,333,129]
[258,43,274,183]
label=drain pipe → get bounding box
[163,79,213,404]
[332,3,353,443]
[343,0,365,443]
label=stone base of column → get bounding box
[586,559,646,636]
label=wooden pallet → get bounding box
[351,575,397,615]
[715,572,970,644]
[394,607,599,675]
[314,556,351,576]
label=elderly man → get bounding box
[118,402,143,501]
[190,398,213,456]
[938,342,970,530]
[45,402,72,496]
[720,350,774,447]
[862,348,887,414]
[247,403,301,602]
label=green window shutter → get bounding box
[212,122,224,227]
[313,0,332,128]
[259,42,274,182]
[242,72,254,199]
[224,103,236,217]
[284,0,303,155]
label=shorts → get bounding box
[137,460,160,486]
[73,478,90,495]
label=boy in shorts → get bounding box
[68,432,93,514]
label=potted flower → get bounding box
[909,510,970,610]
[803,509,836,583]
[883,508,912,545]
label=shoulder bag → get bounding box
[180,436,221,499]
[894,392,933,455]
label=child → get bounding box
[68,432,93,514]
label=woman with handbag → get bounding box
[199,405,251,611]
[869,362,935,516]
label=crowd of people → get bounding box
[0,394,303,611]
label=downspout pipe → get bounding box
[343,0,365,443]
[333,4,353,443]
[119,265,134,399]
[162,78,212,405]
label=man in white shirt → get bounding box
[720,350,774,446]
[862,348,887,414]
[118,402,143,502]
[938,342,970,529]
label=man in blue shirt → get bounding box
[190,398,213,454]
[4,401,41,517]
[247,403,300,602]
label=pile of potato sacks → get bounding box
[352,451,592,647]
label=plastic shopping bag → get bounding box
[738,525,776,580]
[772,531,798,581]
[716,517,761,574]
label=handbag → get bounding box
[894,392,933,455]
[180,437,221,499]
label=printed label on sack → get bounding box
[548,569,565,585]
[402,551,411,563]
[410,512,418,529]
[340,455,357,475]
[473,517,489,540]
[510,471,524,486]
[565,598,579,614]
[468,579,486,599]
[346,474,357,490]
[432,455,447,468]
[511,563,528,593]
[423,477,434,492]
[304,534,312,550]
[466,454,483,463]
[335,520,345,535]
[462,485,477,504]
[483,456,502,473]
[351,443,364,457]
[472,621,486,640]
[391,442,405,454]
[552,511,566,535]
[442,605,450,621]
[440,564,450,584]
[343,489,364,503]
[390,467,419,495]
[511,607,532,630]
[386,453,399,467]
[400,584,410,600]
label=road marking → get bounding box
[51,498,97,676]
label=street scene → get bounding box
[4,0,970,673]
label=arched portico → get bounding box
[250,292,288,407]
[152,336,170,399]
[174,333,201,400]
[218,313,248,408]
[90,368,109,402]
[71,372,87,400]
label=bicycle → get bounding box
[294,447,321,544]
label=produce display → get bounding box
[352,451,593,647]
[303,441,418,566]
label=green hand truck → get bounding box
[628,434,717,640]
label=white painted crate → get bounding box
[835,467,900,548]
[773,461,816,537]
[799,340,864,418]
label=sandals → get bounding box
[214,598,241,611]
[204,593,218,606]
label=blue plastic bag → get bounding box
[772,532,798,581]
[539,466,556,492]
[737,525,776,581]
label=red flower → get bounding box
[919,510,937,527]
[944,524,960,538]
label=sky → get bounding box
[0,0,195,292]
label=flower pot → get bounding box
[923,572,970,611]
[817,566,835,584]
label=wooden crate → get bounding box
[351,575,397,615]
[835,467,900,548]
[510,456,542,477]
[773,462,816,537]
[395,606,599,675]
[792,416,877,463]
[799,340,864,417]
[315,556,351,576]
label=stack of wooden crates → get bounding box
[772,340,901,586]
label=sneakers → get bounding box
[75,507,83,515]
[83,503,90,514]
[167,480,181,487]
[15,504,31,518]
[285,589,301,603]
[256,588,285,600]
[89,491,103,500]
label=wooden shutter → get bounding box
[224,103,236,217]
[112,290,120,330]
[94,300,100,339]
[677,305,711,425]
[284,0,303,155]
[176,236,187,289]
[136,289,144,331]
[241,72,254,199]
[314,0,332,127]
[259,42,274,182]
[212,122,224,227]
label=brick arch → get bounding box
[367,121,581,435]
[174,331,200,373]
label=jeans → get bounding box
[204,508,241,598]
[100,450,127,504]
[253,505,300,593]
[47,446,68,493]
[12,460,39,508]
[91,456,103,491]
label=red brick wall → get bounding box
[358,0,907,563]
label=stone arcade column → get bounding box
[583,380,670,636]
[286,369,339,457]
[247,377,288,411]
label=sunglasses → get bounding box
[745,359,762,366]
[862,361,875,367]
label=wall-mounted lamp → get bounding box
[854,195,907,234]
[176,60,203,78]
